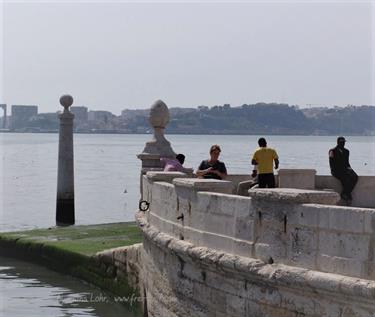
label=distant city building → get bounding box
[121,109,148,120]
[70,106,88,122]
[88,110,115,123]
[0,104,7,129]
[11,105,38,130]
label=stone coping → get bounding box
[136,211,375,302]
[248,188,340,205]
[173,178,234,193]
[146,171,189,182]
[137,153,161,159]
[278,169,317,173]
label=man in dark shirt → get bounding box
[329,136,358,203]
[196,144,227,180]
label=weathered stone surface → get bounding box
[146,171,189,183]
[316,175,375,208]
[278,169,316,190]
[173,178,234,194]
[248,188,340,205]
[134,210,375,316]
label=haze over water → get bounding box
[1,133,374,232]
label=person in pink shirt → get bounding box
[160,154,186,172]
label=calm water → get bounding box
[0,133,374,232]
[0,256,136,317]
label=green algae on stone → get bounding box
[0,222,142,256]
[0,222,143,315]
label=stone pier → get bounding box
[91,102,375,316]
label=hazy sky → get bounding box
[0,1,374,114]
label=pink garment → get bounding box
[160,157,184,172]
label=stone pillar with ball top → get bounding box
[56,95,75,225]
[137,100,176,193]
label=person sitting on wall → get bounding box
[160,154,186,172]
[329,136,358,203]
[251,137,279,188]
[196,144,228,180]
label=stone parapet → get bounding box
[248,188,340,205]
[142,178,375,280]
[316,175,375,208]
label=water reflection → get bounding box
[0,256,138,317]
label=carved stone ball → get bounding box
[60,95,74,110]
[149,100,170,128]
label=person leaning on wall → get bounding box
[196,144,227,180]
[160,154,187,172]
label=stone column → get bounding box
[56,95,75,225]
[137,100,176,195]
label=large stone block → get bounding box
[287,226,318,269]
[254,242,286,263]
[328,206,368,233]
[318,254,364,278]
[249,188,340,205]
[243,280,282,306]
[234,218,254,241]
[278,169,316,190]
[173,178,234,194]
[193,281,212,305]
[287,204,320,228]
[363,211,375,234]
[232,240,254,258]
[202,231,234,254]
[319,231,370,260]
[204,213,234,237]
[205,270,245,297]
[226,293,246,316]
[234,196,253,218]
[210,288,227,314]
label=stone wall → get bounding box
[135,211,375,317]
[315,175,375,208]
[143,172,375,280]
[132,171,375,316]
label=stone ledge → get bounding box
[146,171,189,182]
[248,188,340,205]
[173,178,234,194]
[278,169,317,173]
[136,211,375,302]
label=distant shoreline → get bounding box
[1,130,374,137]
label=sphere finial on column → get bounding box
[60,95,74,111]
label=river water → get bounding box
[1,133,374,232]
[0,256,136,317]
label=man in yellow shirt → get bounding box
[251,138,279,188]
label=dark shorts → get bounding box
[258,173,275,188]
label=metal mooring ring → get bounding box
[139,200,150,212]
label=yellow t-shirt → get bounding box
[252,147,278,174]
